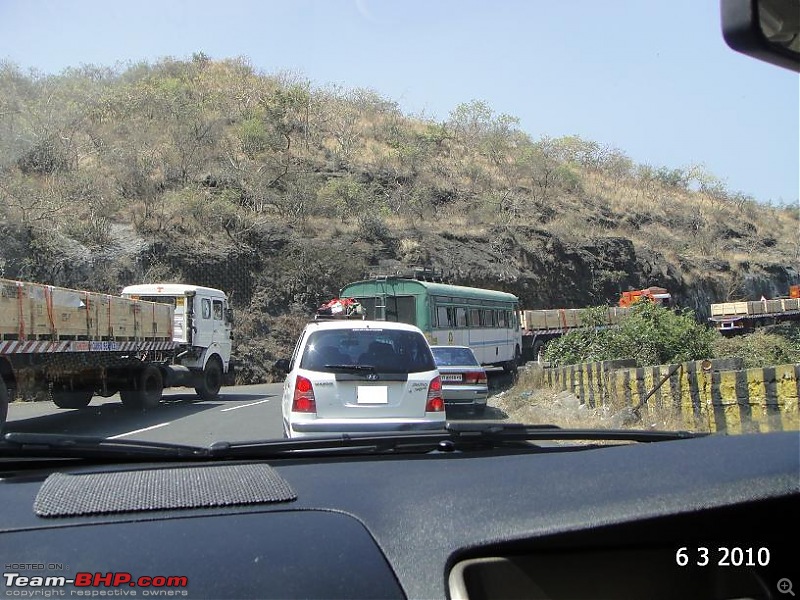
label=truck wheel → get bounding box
[195,359,222,401]
[51,384,94,409]
[121,365,163,409]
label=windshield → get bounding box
[0,1,798,449]
[300,329,436,373]
[431,347,481,367]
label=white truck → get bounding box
[0,279,234,429]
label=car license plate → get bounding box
[357,386,388,404]
[440,374,462,382]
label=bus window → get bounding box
[469,309,480,327]
[387,296,416,325]
[436,306,449,327]
[352,296,415,324]
[456,307,467,328]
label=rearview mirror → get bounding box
[721,0,800,72]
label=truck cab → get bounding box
[121,284,234,397]
[618,287,672,308]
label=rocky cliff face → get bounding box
[1,220,796,384]
[367,225,797,319]
[2,221,795,317]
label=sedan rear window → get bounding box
[431,347,480,367]
[301,329,436,373]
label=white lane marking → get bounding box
[221,399,271,412]
[108,422,172,439]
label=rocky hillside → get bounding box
[1,56,797,381]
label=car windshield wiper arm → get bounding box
[444,422,707,444]
[1,425,708,461]
[207,423,708,458]
[207,434,436,457]
[0,432,211,459]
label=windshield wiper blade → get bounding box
[324,364,376,372]
[444,422,707,444]
[207,433,442,457]
[0,432,210,459]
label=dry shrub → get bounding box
[490,364,694,433]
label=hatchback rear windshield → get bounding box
[431,347,480,367]
[301,328,436,373]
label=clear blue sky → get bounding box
[1,0,798,204]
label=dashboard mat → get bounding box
[33,463,296,516]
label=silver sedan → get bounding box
[430,346,489,414]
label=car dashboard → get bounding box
[0,431,797,599]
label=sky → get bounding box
[1,0,798,204]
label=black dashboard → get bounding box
[0,431,797,599]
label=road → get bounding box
[4,383,287,446]
[3,378,511,446]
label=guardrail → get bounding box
[544,358,799,433]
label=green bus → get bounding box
[339,278,522,370]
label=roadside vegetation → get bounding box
[542,303,716,367]
[711,323,800,368]
[496,320,800,433]
[489,366,688,433]
[542,303,800,369]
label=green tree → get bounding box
[316,176,378,222]
[544,303,716,367]
[713,325,800,368]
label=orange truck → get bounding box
[618,286,672,308]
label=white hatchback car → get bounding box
[279,319,446,438]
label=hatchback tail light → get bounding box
[464,371,487,384]
[426,376,444,412]
[292,375,317,413]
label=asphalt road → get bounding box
[3,378,511,446]
[4,383,287,446]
